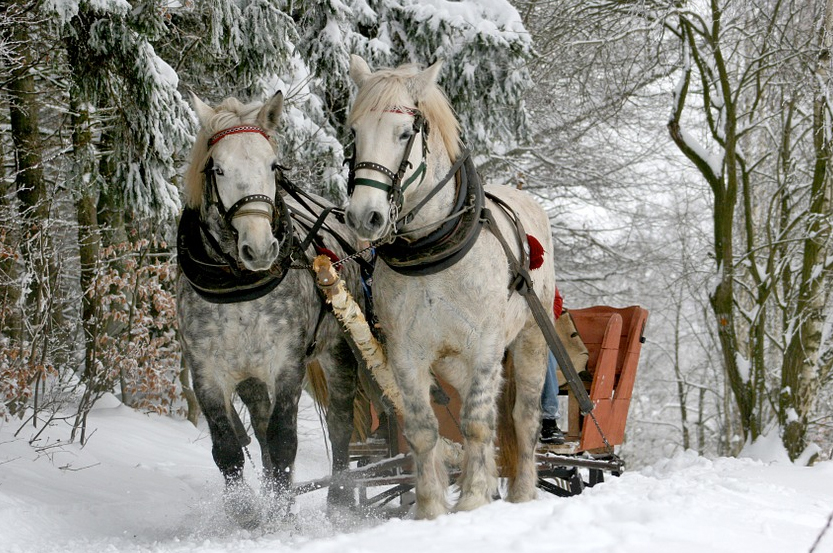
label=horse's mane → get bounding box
[184,97,275,209]
[348,64,462,162]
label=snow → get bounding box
[42,0,131,24]
[736,351,751,383]
[2,394,833,553]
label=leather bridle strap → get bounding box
[203,125,278,229]
[348,108,428,213]
[396,148,470,228]
[208,125,270,147]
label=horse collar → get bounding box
[177,191,296,304]
[375,153,485,276]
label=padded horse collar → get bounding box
[375,152,484,276]
[177,202,295,304]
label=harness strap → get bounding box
[481,197,596,417]
[297,206,335,258]
[279,177,376,275]
[398,148,470,228]
[305,272,330,357]
[208,125,270,147]
[198,218,245,277]
[353,161,397,183]
[376,154,483,276]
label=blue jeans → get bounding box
[541,351,560,419]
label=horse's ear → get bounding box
[190,92,216,128]
[257,91,284,132]
[350,54,372,87]
[410,59,443,102]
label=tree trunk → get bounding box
[70,94,102,384]
[0,98,21,343]
[672,297,690,450]
[6,6,49,340]
[779,0,833,461]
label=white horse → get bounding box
[177,92,362,527]
[344,55,556,519]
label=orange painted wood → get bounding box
[569,306,649,451]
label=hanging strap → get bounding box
[278,176,376,275]
[397,148,470,229]
[481,195,595,416]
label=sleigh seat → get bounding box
[561,305,649,452]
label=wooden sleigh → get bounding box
[294,302,649,510]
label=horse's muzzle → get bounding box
[346,206,388,241]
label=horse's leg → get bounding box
[237,378,274,477]
[397,362,447,519]
[263,364,305,502]
[505,324,548,503]
[454,351,502,512]
[192,366,260,528]
[322,338,359,510]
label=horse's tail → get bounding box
[497,352,519,480]
[305,360,330,408]
[304,360,373,442]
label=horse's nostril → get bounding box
[346,210,358,230]
[368,211,384,229]
[241,244,254,262]
[269,239,279,259]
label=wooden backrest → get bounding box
[570,306,647,380]
[569,305,648,450]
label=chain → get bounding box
[289,243,375,271]
[586,409,614,454]
[333,243,375,268]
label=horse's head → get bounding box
[185,92,286,272]
[344,55,461,242]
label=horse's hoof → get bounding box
[326,482,356,510]
[414,500,448,520]
[453,493,491,513]
[223,482,261,529]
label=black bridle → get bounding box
[346,106,429,230]
[203,125,282,235]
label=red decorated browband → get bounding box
[208,125,270,147]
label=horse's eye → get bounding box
[214,167,224,176]
[399,129,414,141]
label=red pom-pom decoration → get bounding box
[526,234,545,270]
[315,246,340,264]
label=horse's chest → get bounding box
[178,286,312,385]
[374,271,499,343]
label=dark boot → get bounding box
[540,418,565,445]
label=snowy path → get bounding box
[1,395,831,553]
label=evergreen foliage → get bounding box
[0,0,534,431]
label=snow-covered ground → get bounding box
[1,394,832,553]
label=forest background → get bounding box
[1,0,832,468]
